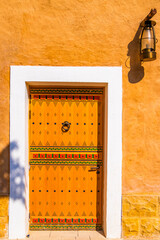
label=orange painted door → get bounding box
[29,88,104,230]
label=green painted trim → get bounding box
[30,89,103,94]
[30,224,102,230]
[30,160,103,165]
[30,146,103,151]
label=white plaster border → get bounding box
[9,66,122,239]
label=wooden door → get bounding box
[29,88,104,230]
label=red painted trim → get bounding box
[32,218,98,225]
[46,219,52,223]
[94,96,100,100]
[66,219,72,223]
[73,219,78,223]
[47,95,52,99]
[81,96,86,100]
[40,95,46,99]
[33,95,39,99]
[33,219,38,223]
[54,95,59,100]
[61,95,66,100]
[32,153,98,159]
[74,96,79,100]
[53,219,58,223]
[40,219,45,223]
[80,219,85,223]
[86,219,92,223]
[88,96,93,100]
[68,95,73,100]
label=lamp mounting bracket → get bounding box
[140,8,157,27]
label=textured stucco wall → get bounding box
[0,0,160,238]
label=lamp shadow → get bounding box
[127,25,144,83]
[0,141,25,204]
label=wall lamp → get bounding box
[140,9,157,61]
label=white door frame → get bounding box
[9,66,122,239]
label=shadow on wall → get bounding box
[0,144,9,195]
[0,141,25,204]
[127,25,144,83]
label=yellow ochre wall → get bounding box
[0,0,160,238]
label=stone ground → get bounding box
[5,230,107,240]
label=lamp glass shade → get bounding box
[141,27,155,51]
[140,20,156,61]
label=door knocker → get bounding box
[61,121,71,133]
